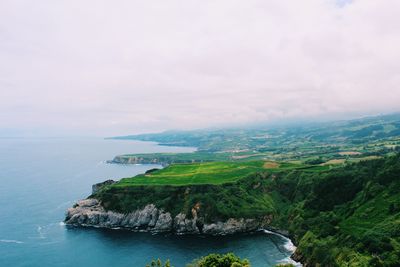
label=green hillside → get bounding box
[272,154,400,266]
[95,154,400,266]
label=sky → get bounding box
[0,0,400,136]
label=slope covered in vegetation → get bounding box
[271,154,400,266]
[95,154,400,266]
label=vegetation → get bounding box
[115,161,267,186]
[96,160,331,219]
[188,253,250,267]
[95,169,276,221]
[102,114,400,266]
[145,259,172,267]
[271,154,400,266]
[97,154,400,266]
[110,113,400,165]
[114,152,232,165]
[144,253,295,267]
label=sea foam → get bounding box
[262,229,302,267]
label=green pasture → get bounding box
[115,161,266,186]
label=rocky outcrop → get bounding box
[92,180,116,194]
[64,199,269,235]
[107,156,168,165]
[107,155,208,166]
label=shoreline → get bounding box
[65,198,302,266]
[64,222,302,266]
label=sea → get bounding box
[0,137,299,267]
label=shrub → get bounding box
[189,253,250,267]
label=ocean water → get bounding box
[0,137,297,267]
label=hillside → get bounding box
[272,154,400,266]
[88,154,400,266]
[108,113,400,165]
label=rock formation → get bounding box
[65,199,270,235]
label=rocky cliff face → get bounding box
[65,199,269,235]
[108,156,166,165]
[92,180,116,194]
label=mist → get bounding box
[1,0,399,136]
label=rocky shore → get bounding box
[65,198,270,235]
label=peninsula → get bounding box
[66,114,400,266]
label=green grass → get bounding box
[115,161,266,186]
[111,160,332,187]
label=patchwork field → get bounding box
[111,160,333,187]
[115,161,266,186]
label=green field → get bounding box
[115,161,267,186]
[110,160,332,187]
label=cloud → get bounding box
[0,0,399,135]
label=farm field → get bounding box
[115,161,266,186]
[112,160,332,187]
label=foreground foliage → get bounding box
[188,253,250,267]
[145,259,172,267]
[145,253,295,267]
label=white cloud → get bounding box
[0,0,399,135]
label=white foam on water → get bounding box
[283,238,297,253]
[262,229,302,266]
[0,239,24,244]
[278,256,302,267]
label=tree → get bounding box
[145,259,172,267]
[188,253,250,267]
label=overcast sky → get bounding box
[1,0,399,136]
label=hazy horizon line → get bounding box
[1,111,398,139]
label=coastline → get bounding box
[65,198,270,235]
[65,198,302,266]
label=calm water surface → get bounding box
[0,138,297,267]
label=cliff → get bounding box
[108,155,168,165]
[65,169,278,235]
[65,198,270,235]
[65,154,400,265]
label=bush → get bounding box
[189,253,250,267]
[145,259,171,267]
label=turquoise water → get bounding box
[0,138,296,267]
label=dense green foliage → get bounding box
[188,253,250,267]
[96,170,276,221]
[143,253,294,267]
[271,154,400,266]
[145,259,172,267]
